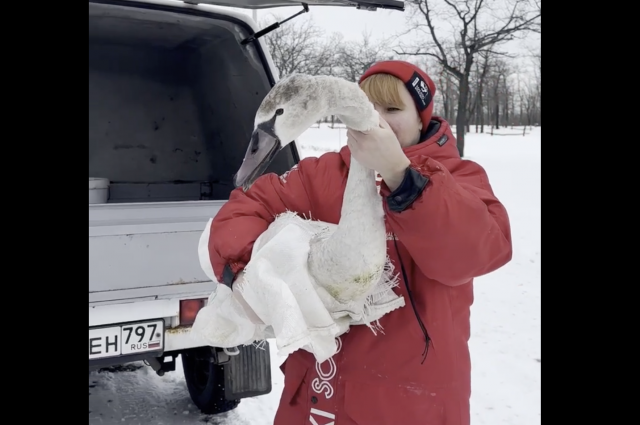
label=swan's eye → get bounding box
[275,108,284,116]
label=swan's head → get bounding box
[234,74,321,189]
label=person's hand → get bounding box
[347,116,410,191]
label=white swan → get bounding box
[192,74,405,363]
[236,73,388,303]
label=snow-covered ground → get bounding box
[89,125,541,425]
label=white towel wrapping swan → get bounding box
[193,211,405,363]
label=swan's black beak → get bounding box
[234,126,282,190]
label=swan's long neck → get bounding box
[312,75,382,227]
[307,76,387,303]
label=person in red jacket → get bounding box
[206,60,512,425]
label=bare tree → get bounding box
[488,58,511,129]
[520,80,539,126]
[335,31,395,82]
[474,51,491,132]
[435,62,457,122]
[395,0,541,156]
[530,47,541,124]
[260,14,341,77]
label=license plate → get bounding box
[89,319,164,360]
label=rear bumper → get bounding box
[89,298,209,369]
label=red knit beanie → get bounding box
[359,60,437,131]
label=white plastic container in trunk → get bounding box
[89,177,110,204]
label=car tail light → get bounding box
[179,298,206,326]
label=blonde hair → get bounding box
[359,73,406,109]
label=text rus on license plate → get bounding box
[89,319,164,360]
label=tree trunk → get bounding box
[451,56,475,156]
[443,98,450,121]
[444,75,452,121]
[505,88,510,127]
[519,102,524,127]
[537,85,541,126]
[493,81,500,129]
[475,95,480,133]
[456,73,471,156]
[479,90,485,133]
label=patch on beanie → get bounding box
[406,71,432,112]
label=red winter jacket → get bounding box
[208,117,512,425]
